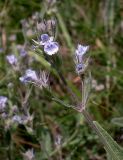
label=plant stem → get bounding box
[7,145,12,160]
[53,60,108,149]
[57,69,79,104]
[81,109,109,148]
[51,55,79,104]
[80,76,107,147]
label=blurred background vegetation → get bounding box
[0,0,123,159]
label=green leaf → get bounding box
[111,117,123,127]
[29,51,51,69]
[93,121,123,160]
[44,132,52,154]
[32,39,40,45]
[106,151,114,160]
[52,97,74,108]
[41,129,52,159]
[28,51,57,76]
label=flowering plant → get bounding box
[0,2,123,159]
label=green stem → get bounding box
[7,143,12,160]
[81,109,111,149]
[80,76,108,147]
[57,69,79,104]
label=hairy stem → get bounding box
[57,69,79,104]
[80,75,107,147]
[81,109,109,148]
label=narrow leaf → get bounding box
[52,97,74,108]
[93,121,123,160]
[111,117,123,127]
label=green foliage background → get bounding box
[0,0,123,159]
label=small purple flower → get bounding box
[0,96,8,111]
[76,63,83,72]
[20,48,27,57]
[44,41,59,55]
[32,33,59,55]
[40,34,53,45]
[6,54,18,65]
[25,69,38,80]
[20,69,49,89]
[75,44,89,63]
[76,44,89,56]
[75,44,89,74]
[19,69,38,83]
[12,115,22,123]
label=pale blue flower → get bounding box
[12,115,22,123]
[20,69,49,89]
[40,34,53,45]
[19,69,38,83]
[0,96,8,111]
[76,63,84,73]
[6,54,18,65]
[76,45,88,62]
[76,44,89,56]
[76,63,88,74]
[44,41,59,55]
[20,48,27,57]
[32,33,59,55]
[75,44,89,74]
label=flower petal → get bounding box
[44,42,59,55]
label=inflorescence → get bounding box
[75,44,89,75]
[20,69,49,89]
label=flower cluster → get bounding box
[12,112,34,125]
[20,69,48,89]
[75,44,89,74]
[0,96,34,129]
